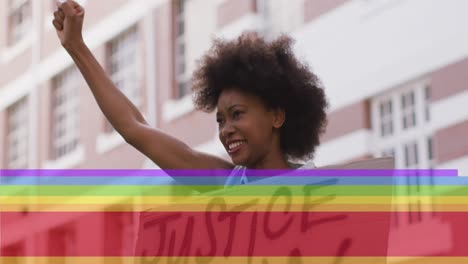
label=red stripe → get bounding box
[2,212,468,256]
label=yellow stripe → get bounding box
[0,195,446,205]
[0,195,463,207]
[0,257,467,264]
[3,195,466,212]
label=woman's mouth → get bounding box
[227,140,246,154]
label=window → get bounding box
[8,0,32,45]
[48,223,77,262]
[104,208,135,255]
[51,67,80,159]
[372,81,435,226]
[401,91,416,129]
[424,85,431,122]
[403,141,422,224]
[379,99,393,137]
[6,97,29,169]
[404,141,418,168]
[380,148,394,158]
[427,136,434,163]
[373,83,431,168]
[427,135,437,216]
[105,26,140,132]
[174,0,190,98]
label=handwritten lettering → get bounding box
[135,182,373,264]
[264,187,293,240]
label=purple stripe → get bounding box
[0,169,458,177]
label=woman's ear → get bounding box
[272,108,286,128]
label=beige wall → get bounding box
[304,0,348,22]
[321,101,371,143]
[0,0,8,50]
[0,109,5,168]
[0,0,467,170]
[0,49,32,87]
[217,0,257,29]
[432,57,468,102]
[186,0,218,77]
[436,121,468,163]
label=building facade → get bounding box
[1,0,467,262]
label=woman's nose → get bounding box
[220,122,236,137]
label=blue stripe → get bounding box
[0,169,458,177]
[1,176,468,186]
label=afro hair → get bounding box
[192,33,328,161]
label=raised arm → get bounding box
[52,0,233,170]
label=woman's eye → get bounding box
[232,111,242,119]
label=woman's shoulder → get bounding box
[290,159,315,169]
[300,159,316,169]
[230,159,315,172]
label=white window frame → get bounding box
[1,0,33,64]
[379,98,393,137]
[359,0,405,19]
[174,0,190,99]
[97,25,141,153]
[108,26,141,110]
[50,67,81,160]
[424,84,431,123]
[257,0,271,37]
[162,0,194,122]
[8,0,32,45]
[162,94,194,122]
[257,0,304,39]
[371,79,435,226]
[6,97,29,169]
[401,90,417,130]
[371,80,434,169]
[403,140,420,169]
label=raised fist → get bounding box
[52,0,85,49]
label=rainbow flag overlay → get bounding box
[1,169,467,264]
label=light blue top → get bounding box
[224,160,315,186]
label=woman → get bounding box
[52,1,328,184]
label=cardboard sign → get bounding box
[135,158,394,264]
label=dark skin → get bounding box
[52,1,291,171]
[216,89,290,170]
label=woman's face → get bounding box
[216,89,284,168]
